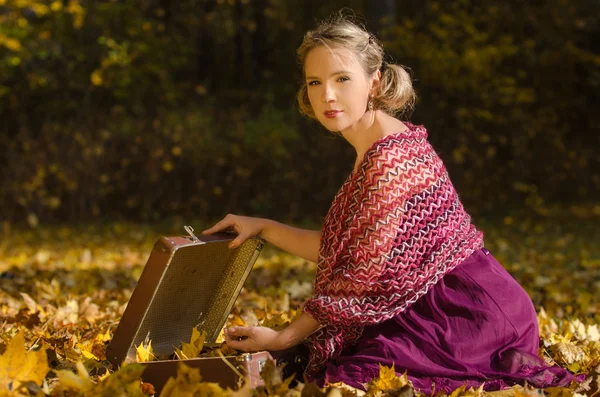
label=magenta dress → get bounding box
[313,248,577,393]
[271,124,578,394]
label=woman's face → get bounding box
[304,46,376,132]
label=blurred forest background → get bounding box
[1,0,599,226]
[1,2,599,394]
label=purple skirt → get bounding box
[312,248,577,394]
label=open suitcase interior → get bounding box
[107,226,270,391]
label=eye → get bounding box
[307,80,320,86]
[338,76,350,82]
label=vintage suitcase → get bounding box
[107,226,271,393]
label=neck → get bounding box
[342,110,395,170]
[340,110,409,171]
[341,110,380,161]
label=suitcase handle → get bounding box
[184,225,200,242]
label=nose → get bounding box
[321,82,336,103]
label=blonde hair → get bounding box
[296,13,417,119]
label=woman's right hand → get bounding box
[202,214,268,249]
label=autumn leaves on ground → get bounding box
[1,207,599,396]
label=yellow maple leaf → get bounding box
[55,361,94,393]
[194,382,231,396]
[0,331,49,391]
[485,385,540,396]
[136,340,156,362]
[94,364,147,396]
[550,342,587,366]
[95,330,112,343]
[447,384,483,396]
[261,312,292,330]
[175,328,206,360]
[365,364,410,394]
[159,362,203,396]
[543,386,577,397]
[325,381,362,395]
[76,340,100,361]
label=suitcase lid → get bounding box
[107,226,264,365]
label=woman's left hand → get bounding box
[224,326,284,352]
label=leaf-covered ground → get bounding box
[0,206,599,396]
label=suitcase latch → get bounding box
[184,225,201,243]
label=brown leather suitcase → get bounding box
[107,226,271,393]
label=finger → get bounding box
[228,236,246,249]
[202,218,232,234]
[226,326,252,338]
[224,328,254,352]
[225,337,254,352]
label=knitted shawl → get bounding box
[303,123,484,378]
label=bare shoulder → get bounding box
[378,112,409,136]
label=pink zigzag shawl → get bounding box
[303,122,484,377]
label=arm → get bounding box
[260,219,321,264]
[203,214,321,263]
[224,312,321,351]
[276,311,321,349]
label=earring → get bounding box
[368,96,374,111]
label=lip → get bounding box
[324,110,343,118]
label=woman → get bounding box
[202,13,576,394]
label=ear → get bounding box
[370,70,382,95]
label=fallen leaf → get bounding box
[55,361,94,393]
[550,342,587,366]
[79,296,102,324]
[19,293,38,313]
[175,328,206,360]
[301,382,327,396]
[141,381,156,395]
[365,364,411,395]
[259,359,295,396]
[159,362,204,396]
[136,340,156,362]
[95,363,147,396]
[0,330,49,391]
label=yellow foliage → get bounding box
[50,1,62,11]
[55,361,94,393]
[550,343,587,366]
[30,4,49,16]
[159,362,228,397]
[365,364,411,395]
[452,147,465,164]
[90,70,103,86]
[93,364,148,396]
[175,328,206,360]
[0,37,22,52]
[67,0,86,29]
[0,331,49,391]
[136,340,156,363]
[0,220,598,394]
[57,362,148,396]
[162,160,174,172]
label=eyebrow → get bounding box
[305,70,353,80]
